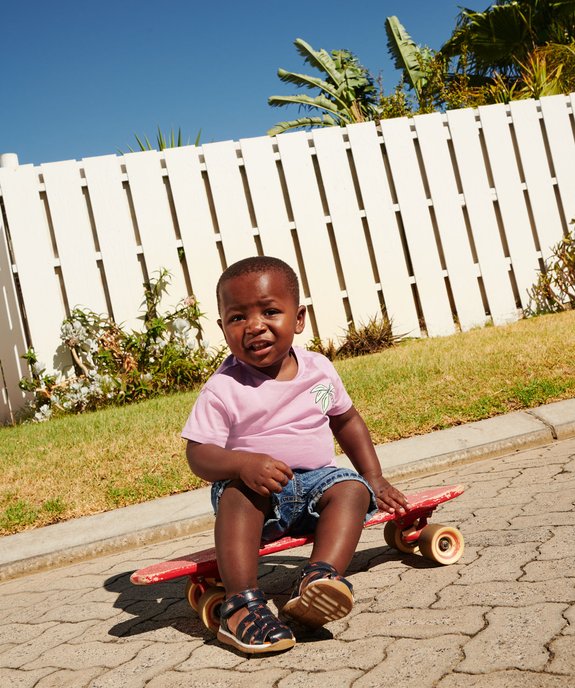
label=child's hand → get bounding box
[367,474,410,514]
[239,452,293,497]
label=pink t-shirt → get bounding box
[181,347,352,470]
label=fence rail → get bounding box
[1,93,574,423]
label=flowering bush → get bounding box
[19,270,226,421]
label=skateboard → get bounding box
[130,483,464,633]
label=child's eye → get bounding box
[264,309,281,316]
[229,314,244,322]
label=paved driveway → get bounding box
[1,439,574,687]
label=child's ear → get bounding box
[295,305,306,334]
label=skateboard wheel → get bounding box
[186,579,223,612]
[198,587,226,634]
[418,524,464,565]
[383,521,419,554]
[185,581,203,612]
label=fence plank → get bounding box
[479,104,540,308]
[202,141,258,265]
[0,215,29,422]
[540,94,575,230]
[0,166,65,368]
[239,136,313,343]
[447,107,519,325]
[509,98,564,261]
[123,151,187,309]
[239,136,299,265]
[275,132,347,340]
[82,155,143,329]
[380,116,455,336]
[41,160,107,314]
[414,113,487,331]
[163,146,223,346]
[312,127,382,325]
[346,122,420,338]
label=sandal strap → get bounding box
[219,588,294,646]
[236,609,286,645]
[220,588,266,619]
[303,561,339,578]
[292,560,354,597]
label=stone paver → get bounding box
[1,437,575,686]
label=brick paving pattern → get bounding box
[1,438,574,687]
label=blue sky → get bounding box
[1,0,486,166]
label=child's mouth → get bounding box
[249,341,272,353]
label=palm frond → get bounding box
[292,38,343,85]
[385,16,429,93]
[268,93,345,118]
[276,68,337,94]
[267,115,337,136]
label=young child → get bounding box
[183,256,409,654]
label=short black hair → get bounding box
[216,256,300,312]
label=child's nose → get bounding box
[245,314,265,333]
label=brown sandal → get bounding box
[217,588,296,654]
[282,561,354,629]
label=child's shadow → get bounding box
[105,570,213,641]
[104,555,335,644]
[105,544,433,644]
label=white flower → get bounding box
[31,361,45,376]
[173,317,190,333]
[33,404,52,423]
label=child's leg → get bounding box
[310,480,371,572]
[214,480,295,653]
[215,479,268,597]
[282,479,371,628]
[215,480,268,636]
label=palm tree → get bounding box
[267,38,380,136]
[440,0,575,79]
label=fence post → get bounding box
[0,150,29,424]
[0,153,19,169]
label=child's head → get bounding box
[216,256,306,378]
[216,256,300,312]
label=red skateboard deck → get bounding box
[131,483,465,586]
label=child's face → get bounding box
[217,270,306,379]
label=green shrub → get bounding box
[526,228,575,315]
[307,315,401,360]
[19,270,226,421]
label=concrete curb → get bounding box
[2,398,575,582]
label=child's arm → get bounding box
[186,441,293,497]
[329,405,410,514]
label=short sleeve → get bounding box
[181,387,231,446]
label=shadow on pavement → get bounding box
[103,543,440,645]
[104,570,213,641]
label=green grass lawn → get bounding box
[2,310,575,535]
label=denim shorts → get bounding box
[211,466,378,542]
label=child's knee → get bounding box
[219,479,271,512]
[321,479,371,510]
[347,480,371,508]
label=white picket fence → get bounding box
[1,93,574,423]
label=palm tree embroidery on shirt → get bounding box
[311,382,335,414]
